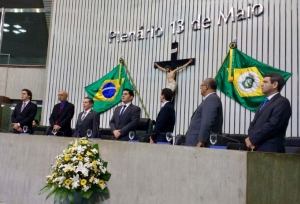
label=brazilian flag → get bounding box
[215,42,292,112]
[85,62,134,113]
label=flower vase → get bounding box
[59,191,83,204]
[59,191,106,204]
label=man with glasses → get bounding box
[49,90,74,137]
[185,78,223,147]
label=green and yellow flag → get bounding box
[215,42,292,111]
[85,61,134,113]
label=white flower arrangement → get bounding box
[39,137,111,203]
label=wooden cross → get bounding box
[154,42,195,70]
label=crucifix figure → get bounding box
[154,42,195,92]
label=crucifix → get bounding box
[154,42,195,92]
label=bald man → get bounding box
[49,90,75,137]
[185,78,223,147]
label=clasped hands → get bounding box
[12,123,22,132]
[245,137,256,150]
[52,125,61,134]
[113,130,121,138]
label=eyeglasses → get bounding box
[200,84,207,87]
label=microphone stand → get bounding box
[210,131,242,150]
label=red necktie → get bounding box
[55,103,63,125]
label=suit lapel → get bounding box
[115,106,122,123]
[119,104,132,121]
[252,94,281,123]
[18,102,23,114]
[84,110,94,121]
[191,103,202,119]
[78,111,84,122]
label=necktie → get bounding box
[21,102,26,112]
[81,111,87,120]
[58,103,63,115]
[259,98,269,111]
[56,103,63,125]
[119,105,126,120]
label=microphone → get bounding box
[210,131,242,150]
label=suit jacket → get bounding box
[11,101,37,134]
[109,104,141,141]
[49,101,75,137]
[185,93,223,147]
[152,102,176,143]
[74,109,100,138]
[248,93,291,153]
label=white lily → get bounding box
[71,174,80,189]
[75,162,89,177]
[76,145,85,154]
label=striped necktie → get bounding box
[81,111,87,120]
[21,102,26,112]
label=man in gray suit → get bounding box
[74,97,100,138]
[185,78,223,147]
[109,89,141,141]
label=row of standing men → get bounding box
[11,73,291,153]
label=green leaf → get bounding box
[39,184,52,195]
[53,188,62,204]
[45,188,57,200]
[103,161,108,168]
[68,193,75,204]
[101,172,111,181]
[60,189,69,202]
[82,189,93,199]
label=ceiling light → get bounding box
[19,29,26,33]
[3,29,9,32]
[4,23,9,27]
[13,25,22,29]
[13,30,20,34]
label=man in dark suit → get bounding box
[245,73,291,153]
[74,97,100,138]
[150,88,176,143]
[11,89,37,134]
[109,89,141,141]
[49,90,75,137]
[185,78,223,147]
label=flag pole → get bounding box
[119,58,150,119]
